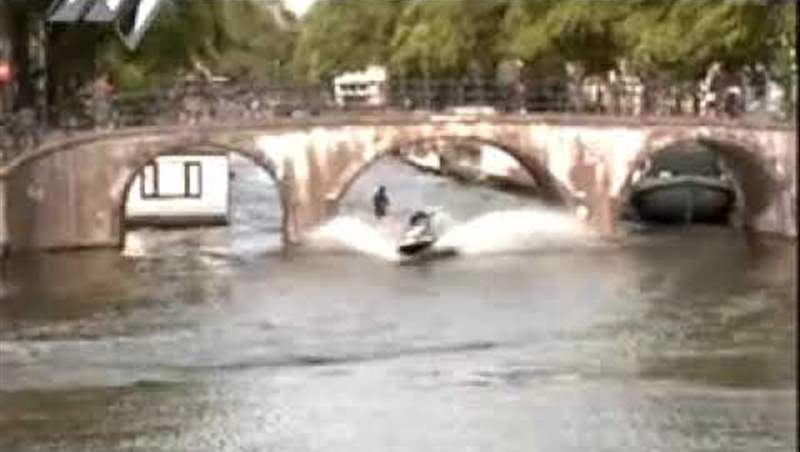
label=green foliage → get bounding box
[389,0,509,78]
[540,0,627,75]
[98,0,297,90]
[499,0,556,66]
[768,0,797,78]
[624,0,775,80]
[500,0,627,77]
[769,0,797,115]
[214,0,297,78]
[58,0,796,92]
[292,0,405,83]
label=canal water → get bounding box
[0,157,796,452]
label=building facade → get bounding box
[333,65,389,108]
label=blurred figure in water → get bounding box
[373,185,390,219]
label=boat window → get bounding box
[140,162,158,198]
[185,162,202,198]
[137,160,202,199]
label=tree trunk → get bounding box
[639,73,656,117]
[673,87,682,115]
[10,9,33,110]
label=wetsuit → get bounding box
[373,188,389,218]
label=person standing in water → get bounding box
[373,185,390,219]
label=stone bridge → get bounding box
[0,113,795,252]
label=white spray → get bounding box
[306,207,598,261]
[304,216,405,262]
[435,208,597,255]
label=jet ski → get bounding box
[398,222,437,256]
[397,210,457,261]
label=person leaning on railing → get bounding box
[90,72,115,130]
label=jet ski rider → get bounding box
[373,185,390,219]
[408,210,434,237]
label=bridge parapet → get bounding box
[1,79,794,165]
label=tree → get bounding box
[213,0,298,80]
[541,0,627,77]
[97,0,297,90]
[500,0,628,78]
[390,0,509,78]
[292,0,406,83]
[767,0,797,117]
[615,1,779,115]
[499,0,559,75]
[621,0,775,82]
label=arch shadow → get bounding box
[328,135,573,211]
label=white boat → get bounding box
[125,154,230,227]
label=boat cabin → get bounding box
[125,154,230,227]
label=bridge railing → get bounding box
[0,78,793,164]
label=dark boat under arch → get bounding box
[629,143,737,225]
[630,175,736,224]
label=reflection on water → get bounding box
[0,159,796,452]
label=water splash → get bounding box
[305,216,404,262]
[435,208,597,256]
[122,233,147,258]
[306,208,597,261]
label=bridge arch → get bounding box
[327,135,572,210]
[2,118,794,252]
[115,140,290,249]
[619,130,784,226]
[1,130,289,251]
